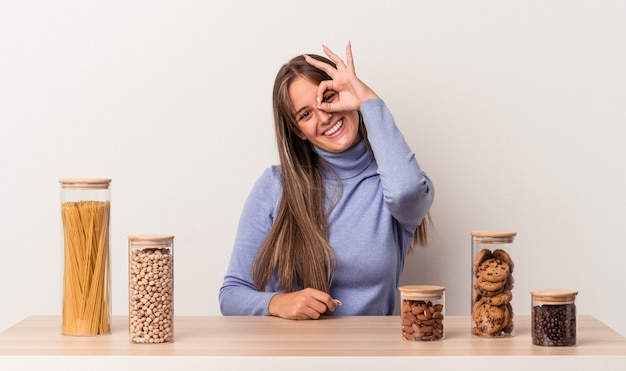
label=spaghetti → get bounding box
[61,200,111,336]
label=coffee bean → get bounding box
[531,303,576,346]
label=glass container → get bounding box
[531,289,578,346]
[128,235,175,343]
[399,285,445,341]
[59,178,112,336]
[471,231,516,337]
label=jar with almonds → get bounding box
[399,285,445,341]
[471,231,516,337]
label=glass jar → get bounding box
[399,285,445,341]
[531,289,578,346]
[471,231,516,337]
[59,178,112,336]
[128,235,174,343]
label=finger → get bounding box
[314,80,334,108]
[315,99,334,113]
[322,44,346,69]
[315,80,334,97]
[345,42,354,72]
[324,299,341,313]
[294,305,322,320]
[330,298,342,311]
[296,289,332,316]
[293,300,326,320]
[310,300,329,316]
[303,54,337,77]
[310,290,341,312]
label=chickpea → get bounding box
[129,248,173,343]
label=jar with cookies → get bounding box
[399,285,445,341]
[471,231,516,337]
[128,235,174,344]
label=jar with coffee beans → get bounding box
[531,289,578,346]
[471,231,516,337]
[399,285,445,341]
[128,235,174,344]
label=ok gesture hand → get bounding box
[304,43,379,113]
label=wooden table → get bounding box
[1,315,625,370]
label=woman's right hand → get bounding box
[304,43,379,113]
[268,288,341,320]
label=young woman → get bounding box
[219,43,434,319]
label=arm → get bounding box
[361,99,434,229]
[219,167,280,316]
[269,289,341,320]
[219,167,341,318]
[305,43,434,230]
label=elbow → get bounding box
[218,285,232,315]
[418,175,434,211]
[403,172,434,208]
[388,173,434,227]
[415,175,435,220]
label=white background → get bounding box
[1,0,625,338]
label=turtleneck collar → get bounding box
[314,140,374,180]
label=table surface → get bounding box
[1,314,625,358]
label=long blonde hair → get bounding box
[252,54,430,293]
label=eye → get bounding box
[297,110,311,121]
[322,92,336,103]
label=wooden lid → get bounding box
[471,231,516,244]
[59,178,111,189]
[530,289,578,304]
[399,285,445,299]
[128,235,174,249]
[129,235,174,242]
[471,231,517,238]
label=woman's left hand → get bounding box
[304,43,379,113]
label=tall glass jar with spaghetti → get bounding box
[128,235,174,343]
[59,178,111,336]
[471,231,516,337]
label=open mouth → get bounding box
[323,120,343,136]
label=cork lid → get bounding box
[530,289,578,304]
[399,285,445,299]
[59,178,111,190]
[128,235,175,249]
[471,231,516,243]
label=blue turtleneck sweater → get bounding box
[219,99,434,316]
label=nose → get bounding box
[316,109,332,124]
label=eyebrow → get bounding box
[293,105,311,119]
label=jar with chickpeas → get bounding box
[399,285,445,341]
[128,235,174,344]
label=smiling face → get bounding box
[289,77,361,153]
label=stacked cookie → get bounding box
[472,248,515,336]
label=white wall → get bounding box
[2,1,625,337]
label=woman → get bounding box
[219,43,434,319]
